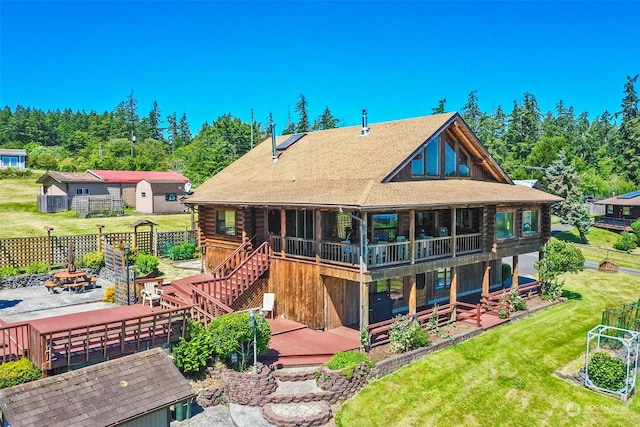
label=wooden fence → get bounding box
[0,229,198,269]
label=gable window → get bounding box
[435,268,452,291]
[522,210,540,236]
[623,206,631,216]
[496,211,514,239]
[216,210,236,236]
[165,193,177,201]
[410,135,470,178]
[75,188,89,195]
[141,192,146,198]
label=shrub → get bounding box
[502,263,512,283]
[135,253,159,276]
[325,350,375,371]
[83,251,105,270]
[588,351,627,391]
[25,262,48,274]
[0,358,42,389]
[208,311,271,371]
[613,232,637,252]
[535,240,584,299]
[389,315,429,353]
[166,242,196,261]
[103,284,115,303]
[0,266,19,279]
[171,320,215,374]
[509,289,527,311]
[631,218,640,243]
[541,279,565,300]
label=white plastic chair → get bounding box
[141,282,163,307]
[262,293,275,319]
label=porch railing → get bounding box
[0,322,30,363]
[273,234,482,268]
[594,216,635,229]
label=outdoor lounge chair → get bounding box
[141,282,163,307]
[262,293,275,319]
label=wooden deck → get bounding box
[262,318,360,367]
[1,304,189,373]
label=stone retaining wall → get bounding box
[0,273,52,290]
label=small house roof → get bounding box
[595,190,640,206]
[187,113,561,209]
[0,148,27,156]
[36,171,102,184]
[89,170,189,184]
[0,348,194,427]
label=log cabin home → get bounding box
[184,112,562,332]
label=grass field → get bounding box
[0,176,191,238]
[554,226,640,269]
[336,270,640,426]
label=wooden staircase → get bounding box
[166,241,272,324]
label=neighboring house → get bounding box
[0,149,27,169]
[185,112,561,331]
[0,348,194,427]
[36,170,190,213]
[136,179,190,214]
[593,190,640,231]
[513,179,545,191]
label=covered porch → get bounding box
[268,206,484,269]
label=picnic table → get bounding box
[48,270,90,293]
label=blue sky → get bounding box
[1,1,639,134]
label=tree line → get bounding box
[0,76,639,193]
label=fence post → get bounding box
[153,229,158,257]
[96,224,105,252]
[44,226,54,269]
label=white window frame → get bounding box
[522,210,540,236]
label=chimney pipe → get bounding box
[271,123,278,163]
[361,109,369,136]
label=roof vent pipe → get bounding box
[271,123,278,163]
[361,109,369,136]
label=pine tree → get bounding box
[148,101,163,140]
[461,91,484,132]
[545,151,591,242]
[431,98,447,114]
[177,113,192,148]
[313,106,339,130]
[295,94,310,133]
[166,113,178,154]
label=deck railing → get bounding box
[594,216,635,229]
[210,238,254,278]
[273,233,483,268]
[32,307,189,371]
[0,322,30,363]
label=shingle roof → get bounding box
[595,190,640,206]
[36,171,102,184]
[0,348,194,427]
[90,170,189,184]
[187,113,561,208]
[0,149,27,156]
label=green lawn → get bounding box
[0,176,191,238]
[554,226,640,269]
[336,270,640,426]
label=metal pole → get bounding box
[124,245,131,305]
[250,310,258,374]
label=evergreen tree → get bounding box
[617,75,640,184]
[313,106,339,130]
[177,113,192,148]
[166,112,178,154]
[431,98,447,114]
[295,94,310,133]
[544,151,591,242]
[148,101,163,140]
[461,90,484,132]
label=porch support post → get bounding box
[408,274,416,314]
[280,209,286,257]
[451,208,457,257]
[409,209,416,264]
[482,262,490,294]
[512,255,519,289]
[315,210,322,263]
[450,266,458,304]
